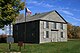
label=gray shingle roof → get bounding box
[15,10,67,23]
[16,11,53,23]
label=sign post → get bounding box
[9,42,11,50]
[7,36,14,50]
[18,41,23,51]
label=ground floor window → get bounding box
[46,31,49,38]
[61,32,63,38]
[43,31,49,38]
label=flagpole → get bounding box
[24,0,26,49]
[25,0,26,22]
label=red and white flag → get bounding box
[26,8,32,14]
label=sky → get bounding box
[20,0,80,26]
[0,0,80,34]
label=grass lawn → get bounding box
[0,40,80,53]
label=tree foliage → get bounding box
[0,0,25,28]
[67,23,73,38]
[67,23,80,39]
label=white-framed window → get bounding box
[51,22,56,29]
[54,23,56,29]
[61,32,63,38]
[46,31,49,38]
[43,31,46,38]
[43,21,49,28]
[43,31,49,38]
[60,23,63,29]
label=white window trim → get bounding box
[43,31,46,38]
[61,32,63,38]
[43,21,49,28]
[43,22,46,28]
[43,31,49,38]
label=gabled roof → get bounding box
[30,11,52,18]
[16,10,67,23]
[54,11,67,23]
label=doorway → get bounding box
[51,31,58,42]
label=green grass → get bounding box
[0,40,80,53]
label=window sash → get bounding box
[46,22,49,28]
[44,22,46,28]
[54,23,56,29]
[51,22,56,29]
[46,31,49,38]
[43,31,46,38]
[61,32,63,38]
[60,23,63,29]
[43,31,49,38]
[43,21,49,28]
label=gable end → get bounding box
[55,11,67,24]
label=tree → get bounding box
[76,27,80,38]
[0,0,25,28]
[67,23,73,38]
[67,23,80,39]
[72,26,80,38]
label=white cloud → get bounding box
[61,10,74,16]
[28,1,38,4]
[73,9,80,12]
[59,7,80,12]
[67,16,80,22]
[45,4,53,7]
[61,7,69,10]
[28,1,43,5]
[28,1,53,8]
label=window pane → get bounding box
[51,22,56,29]
[44,22,46,28]
[43,21,49,28]
[54,23,56,29]
[46,31,49,38]
[60,23,63,29]
[43,31,46,38]
[46,22,49,28]
[61,32,63,38]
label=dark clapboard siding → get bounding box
[13,20,39,44]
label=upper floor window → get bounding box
[60,23,63,29]
[51,22,56,29]
[44,21,49,28]
[54,23,56,29]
